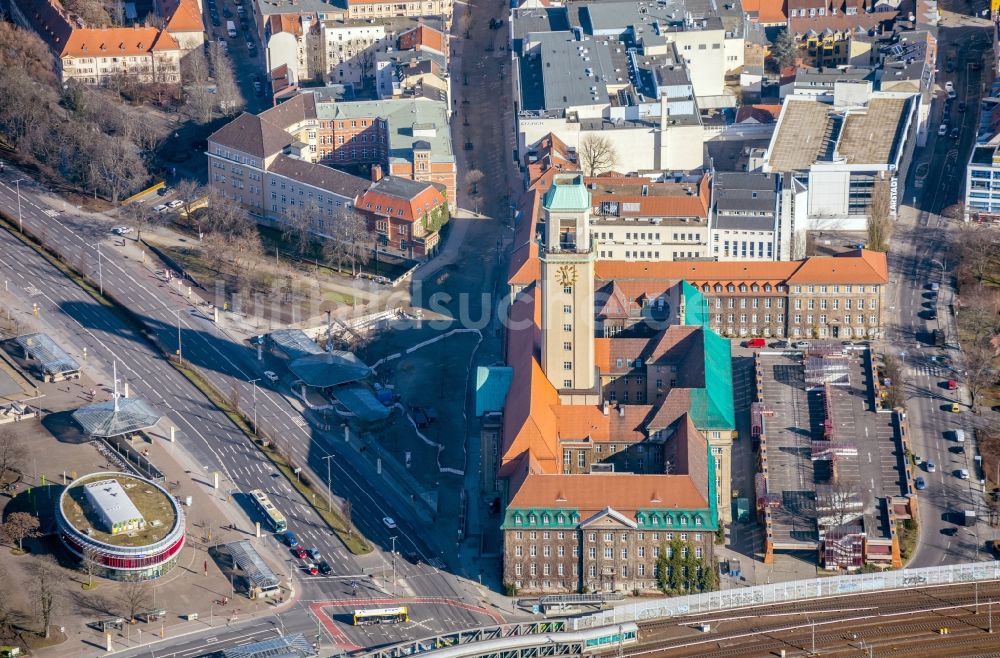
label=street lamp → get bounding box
[249,378,260,434]
[390,535,397,597]
[87,241,104,296]
[322,454,335,512]
[13,178,26,234]
[168,309,184,364]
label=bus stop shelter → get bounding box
[224,540,281,598]
[9,333,80,382]
[72,397,162,438]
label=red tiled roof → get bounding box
[551,404,651,442]
[357,181,447,223]
[735,104,783,124]
[500,286,562,475]
[163,0,203,33]
[594,251,888,287]
[61,26,178,58]
[507,471,709,517]
[587,173,710,219]
[743,0,788,23]
[508,189,541,287]
[398,23,447,56]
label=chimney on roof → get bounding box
[618,405,625,417]
[371,165,383,182]
[602,400,609,415]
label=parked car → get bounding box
[153,204,169,213]
[263,370,279,383]
[770,341,789,348]
[947,379,959,390]
[167,199,184,209]
[957,469,970,480]
[318,560,332,575]
[305,563,319,576]
[111,226,132,235]
[950,127,960,139]
[938,124,948,136]
[794,341,811,349]
[951,402,962,413]
[926,461,937,472]
[915,476,926,490]
[744,338,766,349]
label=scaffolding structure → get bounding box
[804,349,850,390]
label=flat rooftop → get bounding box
[62,474,177,547]
[757,347,906,550]
[766,96,911,172]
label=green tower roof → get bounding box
[542,174,590,211]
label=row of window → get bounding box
[715,297,784,309]
[514,542,706,560]
[513,559,702,579]
[511,530,701,542]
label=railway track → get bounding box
[610,581,1000,658]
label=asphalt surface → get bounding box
[0,172,491,651]
[891,16,995,567]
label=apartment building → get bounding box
[588,174,713,261]
[964,133,1000,222]
[343,0,453,22]
[11,0,195,84]
[514,31,704,173]
[206,92,452,257]
[593,252,888,340]
[711,172,783,261]
[357,171,450,258]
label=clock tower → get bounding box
[539,173,597,400]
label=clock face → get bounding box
[557,264,577,287]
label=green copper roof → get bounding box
[475,366,513,417]
[681,281,710,329]
[542,175,590,211]
[689,329,735,431]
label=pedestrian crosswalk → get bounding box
[906,365,946,378]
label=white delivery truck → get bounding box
[226,20,237,37]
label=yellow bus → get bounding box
[352,607,408,626]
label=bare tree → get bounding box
[174,179,203,222]
[358,49,376,86]
[205,189,253,238]
[30,563,58,638]
[577,134,618,177]
[2,511,39,552]
[209,44,244,116]
[956,223,1000,284]
[81,544,102,588]
[60,0,113,26]
[866,177,892,252]
[182,49,214,124]
[964,341,998,412]
[93,134,146,205]
[282,202,318,257]
[118,579,151,622]
[323,207,372,274]
[122,202,154,242]
[957,287,1000,346]
[0,429,25,482]
[881,353,907,410]
[465,169,484,195]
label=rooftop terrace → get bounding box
[61,473,178,548]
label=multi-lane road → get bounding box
[892,16,995,567]
[0,171,490,649]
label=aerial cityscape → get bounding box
[0,0,996,653]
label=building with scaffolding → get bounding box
[754,346,905,571]
[56,472,185,581]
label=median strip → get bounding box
[0,210,371,555]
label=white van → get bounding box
[954,428,966,443]
[227,20,237,38]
